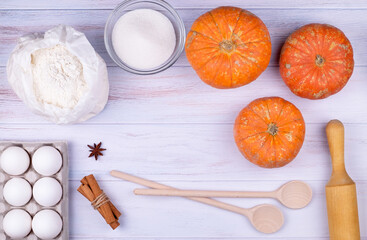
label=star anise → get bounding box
[88,142,106,160]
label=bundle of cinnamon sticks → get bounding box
[77,174,121,229]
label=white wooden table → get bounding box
[1,0,366,239]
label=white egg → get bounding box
[0,146,30,175]
[32,146,62,176]
[3,209,32,239]
[32,210,63,239]
[33,177,62,207]
[3,177,32,206]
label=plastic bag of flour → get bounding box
[7,25,109,124]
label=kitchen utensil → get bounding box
[134,180,312,209]
[110,170,284,234]
[325,120,360,240]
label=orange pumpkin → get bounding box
[234,97,305,168]
[185,7,271,89]
[280,23,354,99]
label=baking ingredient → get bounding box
[7,25,109,124]
[0,146,30,175]
[77,174,121,230]
[32,210,63,239]
[88,142,106,160]
[112,9,176,69]
[3,209,32,239]
[233,97,305,168]
[279,23,354,99]
[32,146,62,176]
[3,178,32,206]
[185,6,271,89]
[31,44,87,109]
[33,177,63,206]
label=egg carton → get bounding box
[0,141,68,240]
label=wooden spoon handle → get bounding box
[134,188,274,198]
[110,170,250,216]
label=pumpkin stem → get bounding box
[219,40,235,53]
[267,123,278,136]
[315,54,325,67]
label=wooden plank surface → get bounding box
[0,0,366,239]
[2,9,367,67]
[2,0,367,9]
[1,66,367,124]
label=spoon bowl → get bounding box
[277,181,313,209]
[250,204,284,233]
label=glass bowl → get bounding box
[104,0,186,75]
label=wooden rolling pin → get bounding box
[325,120,360,240]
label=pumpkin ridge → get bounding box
[282,61,314,69]
[278,118,304,128]
[229,9,244,41]
[274,101,286,123]
[289,66,319,93]
[208,11,225,40]
[235,51,263,71]
[261,137,276,164]
[283,61,315,81]
[237,131,268,143]
[191,30,219,45]
[255,134,272,155]
[326,56,352,62]
[323,64,347,86]
[228,55,234,87]
[236,40,269,47]
[323,65,348,90]
[274,133,291,152]
[249,108,269,125]
[320,25,327,57]
[220,8,235,39]
[210,54,226,85]
[277,130,304,143]
[272,136,277,163]
[195,16,223,43]
[285,43,313,58]
[264,100,273,123]
[195,51,221,71]
[233,21,263,44]
[185,46,219,54]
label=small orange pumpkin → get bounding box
[185,6,271,89]
[280,23,354,99]
[234,97,305,168]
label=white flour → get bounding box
[112,9,176,69]
[31,44,87,109]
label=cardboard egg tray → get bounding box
[0,141,68,240]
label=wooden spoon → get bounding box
[110,170,284,234]
[134,180,312,209]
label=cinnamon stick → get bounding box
[85,175,115,224]
[80,177,121,218]
[78,175,121,230]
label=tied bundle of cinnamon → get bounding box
[77,174,121,229]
